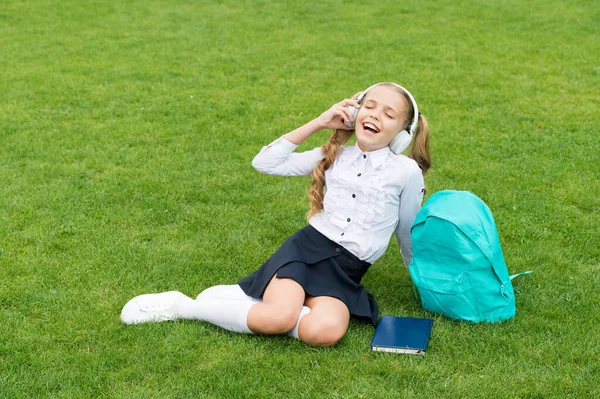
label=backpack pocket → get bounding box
[409,264,481,323]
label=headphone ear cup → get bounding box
[389,131,412,154]
[344,105,358,128]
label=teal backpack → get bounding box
[408,190,530,323]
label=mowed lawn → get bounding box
[1,0,599,397]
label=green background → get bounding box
[1,0,599,397]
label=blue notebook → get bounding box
[370,316,434,355]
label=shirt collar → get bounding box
[347,144,391,170]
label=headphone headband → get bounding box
[357,82,420,136]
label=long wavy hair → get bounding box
[306,83,431,220]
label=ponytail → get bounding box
[382,82,431,174]
[306,129,353,219]
[408,113,431,174]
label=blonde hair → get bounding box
[306,84,431,220]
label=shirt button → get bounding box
[357,173,361,177]
[363,154,366,159]
[341,232,345,236]
[347,218,351,222]
[352,194,356,198]
[335,248,341,252]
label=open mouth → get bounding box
[363,122,380,134]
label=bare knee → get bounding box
[269,306,299,333]
[249,276,305,334]
[300,319,347,347]
[248,304,299,334]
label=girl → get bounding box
[121,82,431,347]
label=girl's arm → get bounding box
[252,99,359,177]
[394,164,426,267]
[251,137,323,176]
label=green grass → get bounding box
[1,0,599,397]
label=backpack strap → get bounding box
[509,270,533,294]
[509,270,533,280]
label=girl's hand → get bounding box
[315,99,361,131]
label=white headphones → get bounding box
[343,82,420,154]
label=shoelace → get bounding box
[139,302,177,321]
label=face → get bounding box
[354,85,407,152]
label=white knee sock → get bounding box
[288,306,311,339]
[181,285,309,338]
[196,284,261,302]
[176,295,259,334]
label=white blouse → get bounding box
[252,136,425,266]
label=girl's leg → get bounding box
[196,284,256,302]
[288,306,311,339]
[120,280,309,337]
[120,291,258,333]
[297,296,350,347]
[196,283,311,338]
[246,275,306,335]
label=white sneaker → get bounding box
[121,291,188,325]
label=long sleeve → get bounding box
[394,165,425,267]
[252,136,324,177]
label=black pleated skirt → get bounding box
[238,225,378,326]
